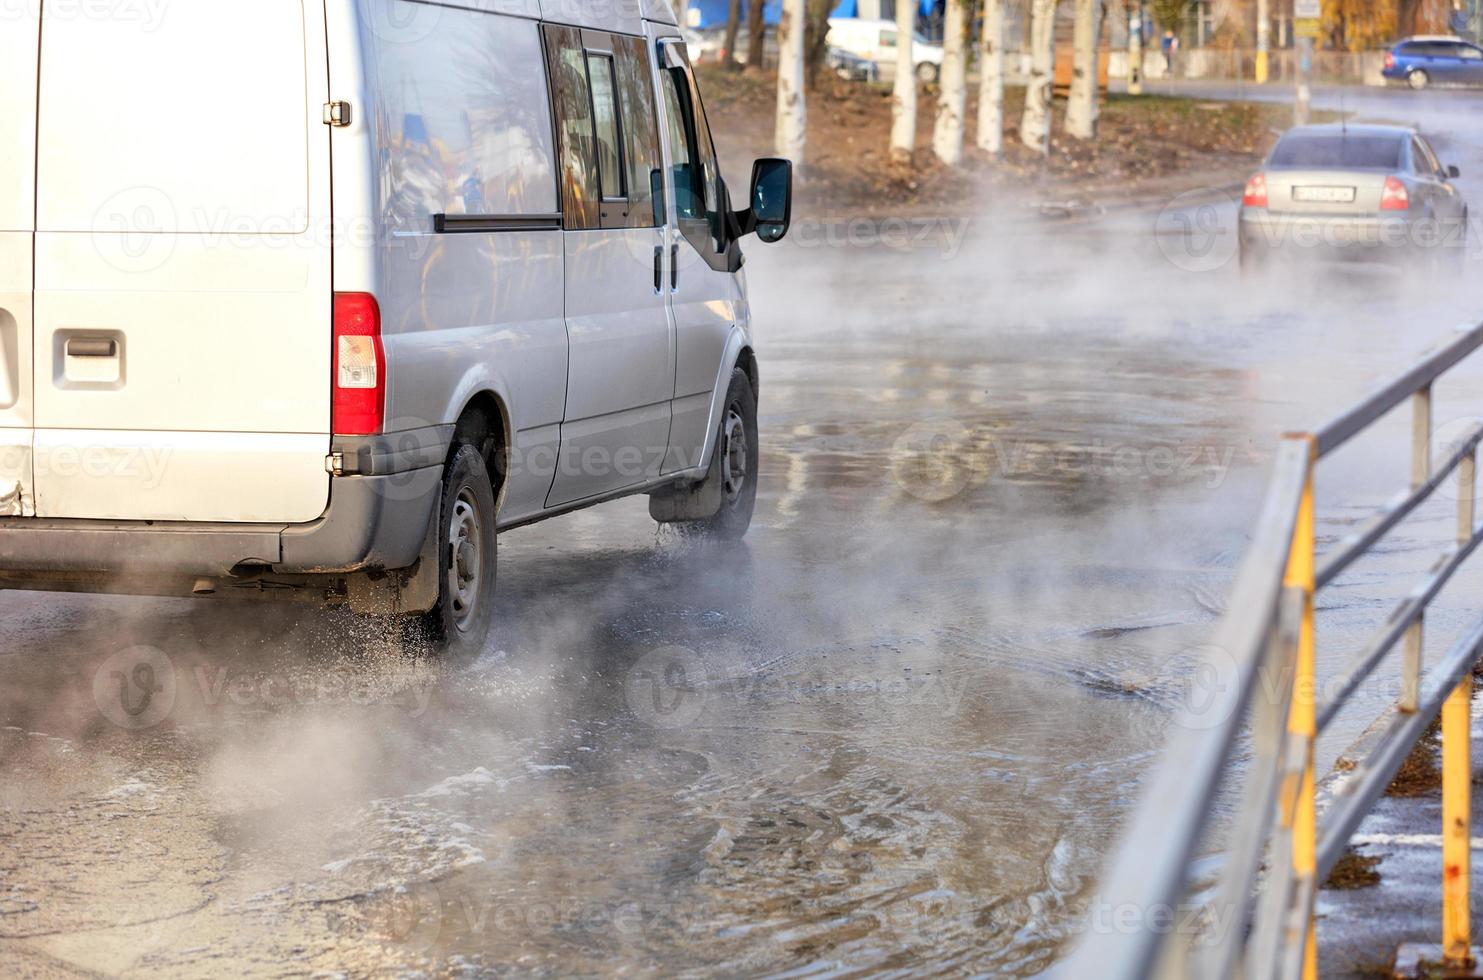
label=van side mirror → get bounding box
[1449,164,1461,179]
[737,158,793,244]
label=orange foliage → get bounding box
[1322,0,1399,51]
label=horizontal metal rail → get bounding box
[1061,320,1483,980]
[1314,322,1483,456]
[1314,422,1483,590]
[1315,611,1483,884]
[1054,439,1311,979]
[1315,531,1483,734]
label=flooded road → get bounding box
[8,92,1483,977]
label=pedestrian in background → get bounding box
[1161,29,1178,79]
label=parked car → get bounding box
[828,46,882,83]
[1382,35,1483,89]
[0,0,794,653]
[1239,124,1466,273]
[826,17,945,82]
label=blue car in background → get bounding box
[1382,35,1483,89]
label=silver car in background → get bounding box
[1239,124,1467,273]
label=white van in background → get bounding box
[0,0,793,653]
[826,17,945,82]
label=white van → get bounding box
[0,0,793,652]
[826,17,945,82]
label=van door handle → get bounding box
[654,246,663,293]
[670,244,679,290]
[66,338,118,358]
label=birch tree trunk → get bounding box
[889,0,918,160]
[977,0,1006,154]
[1020,0,1056,154]
[931,0,968,166]
[1066,0,1101,140]
[776,0,807,168]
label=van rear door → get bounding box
[32,0,332,524]
[0,8,39,517]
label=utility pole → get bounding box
[1127,0,1144,95]
[1255,0,1270,83]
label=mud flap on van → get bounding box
[649,442,724,523]
[344,509,441,616]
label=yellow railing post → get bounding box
[1443,447,1476,969]
[1283,434,1319,980]
[1441,672,1472,967]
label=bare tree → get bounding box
[890,0,919,161]
[1066,0,1101,139]
[746,0,767,71]
[932,0,969,165]
[978,0,1006,154]
[804,0,834,88]
[1021,0,1056,154]
[776,0,808,167]
[723,0,743,70]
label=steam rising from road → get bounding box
[5,177,1483,974]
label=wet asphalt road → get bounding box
[7,87,1483,977]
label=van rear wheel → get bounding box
[409,443,497,654]
[1409,69,1430,90]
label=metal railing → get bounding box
[1060,323,1483,979]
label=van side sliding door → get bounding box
[0,6,39,517]
[543,25,675,508]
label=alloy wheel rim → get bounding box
[448,489,483,631]
[721,407,749,504]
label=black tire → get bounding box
[915,61,940,84]
[409,443,497,655]
[1409,69,1430,90]
[677,369,759,541]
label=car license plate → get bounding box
[1293,185,1356,203]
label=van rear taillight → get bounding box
[1381,175,1410,211]
[1385,51,1395,70]
[333,292,384,436]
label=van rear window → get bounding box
[1268,134,1404,170]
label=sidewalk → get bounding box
[1315,702,1483,978]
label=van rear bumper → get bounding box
[0,468,442,579]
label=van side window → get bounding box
[543,28,662,230]
[613,35,662,229]
[587,51,625,201]
[543,25,599,229]
[661,71,703,223]
[660,49,727,258]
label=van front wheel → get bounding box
[677,368,759,541]
[411,443,497,654]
